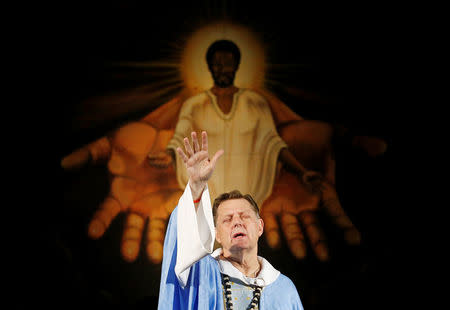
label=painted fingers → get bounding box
[262,196,328,261]
[321,182,361,245]
[88,196,121,239]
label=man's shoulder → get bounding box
[240,88,265,98]
[266,272,297,293]
[263,272,302,308]
[238,88,269,106]
[275,273,296,285]
[177,91,211,115]
[183,91,210,105]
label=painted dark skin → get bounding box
[209,51,239,114]
[209,51,238,89]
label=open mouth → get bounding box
[232,232,247,239]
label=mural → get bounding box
[39,2,398,310]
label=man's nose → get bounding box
[222,65,234,73]
[232,215,243,227]
[214,64,224,72]
[214,64,233,73]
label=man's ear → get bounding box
[215,230,222,244]
[258,218,264,237]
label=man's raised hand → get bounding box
[176,131,224,199]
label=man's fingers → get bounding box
[88,196,121,239]
[121,213,145,262]
[183,137,194,157]
[209,149,224,167]
[321,183,361,245]
[145,218,166,264]
[261,212,281,249]
[201,131,208,152]
[281,213,307,259]
[191,132,201,153]
[176,147,189,163]
[299,211,329,261]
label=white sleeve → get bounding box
[175,182,215,288]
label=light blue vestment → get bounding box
[157,206,304,309]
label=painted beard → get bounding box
[213,72,236,88]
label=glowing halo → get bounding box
[181,21,266,94]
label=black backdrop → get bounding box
[25,1,404,309]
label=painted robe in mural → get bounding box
[167,89,287,206]
[157,182,303,310]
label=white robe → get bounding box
[167,88,287,206]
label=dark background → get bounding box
[23,1,405,309]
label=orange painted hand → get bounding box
[62,122,183,263]
[301,169,324,195]
[261,119,362,261]
[262,171,361,262]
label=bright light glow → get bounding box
[181,21,266,93]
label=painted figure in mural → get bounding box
[158,131,303,309]
[167,40,321,210]
[61,39,382,264]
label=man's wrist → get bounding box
[189,180,206,202]
[193,197,201,204]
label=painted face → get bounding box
[215,199,264,252]
[209,51,238,88]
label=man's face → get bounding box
[209,51,238,88]
[215,199,264,252]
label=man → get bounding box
[158,131,303,309]
[167,39,320,208]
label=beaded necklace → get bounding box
[221,273,262,310]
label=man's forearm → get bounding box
[175,182,215,287]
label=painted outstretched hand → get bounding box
[262,174,361,262]
[261,120,362,261]
[62,123,183,264]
